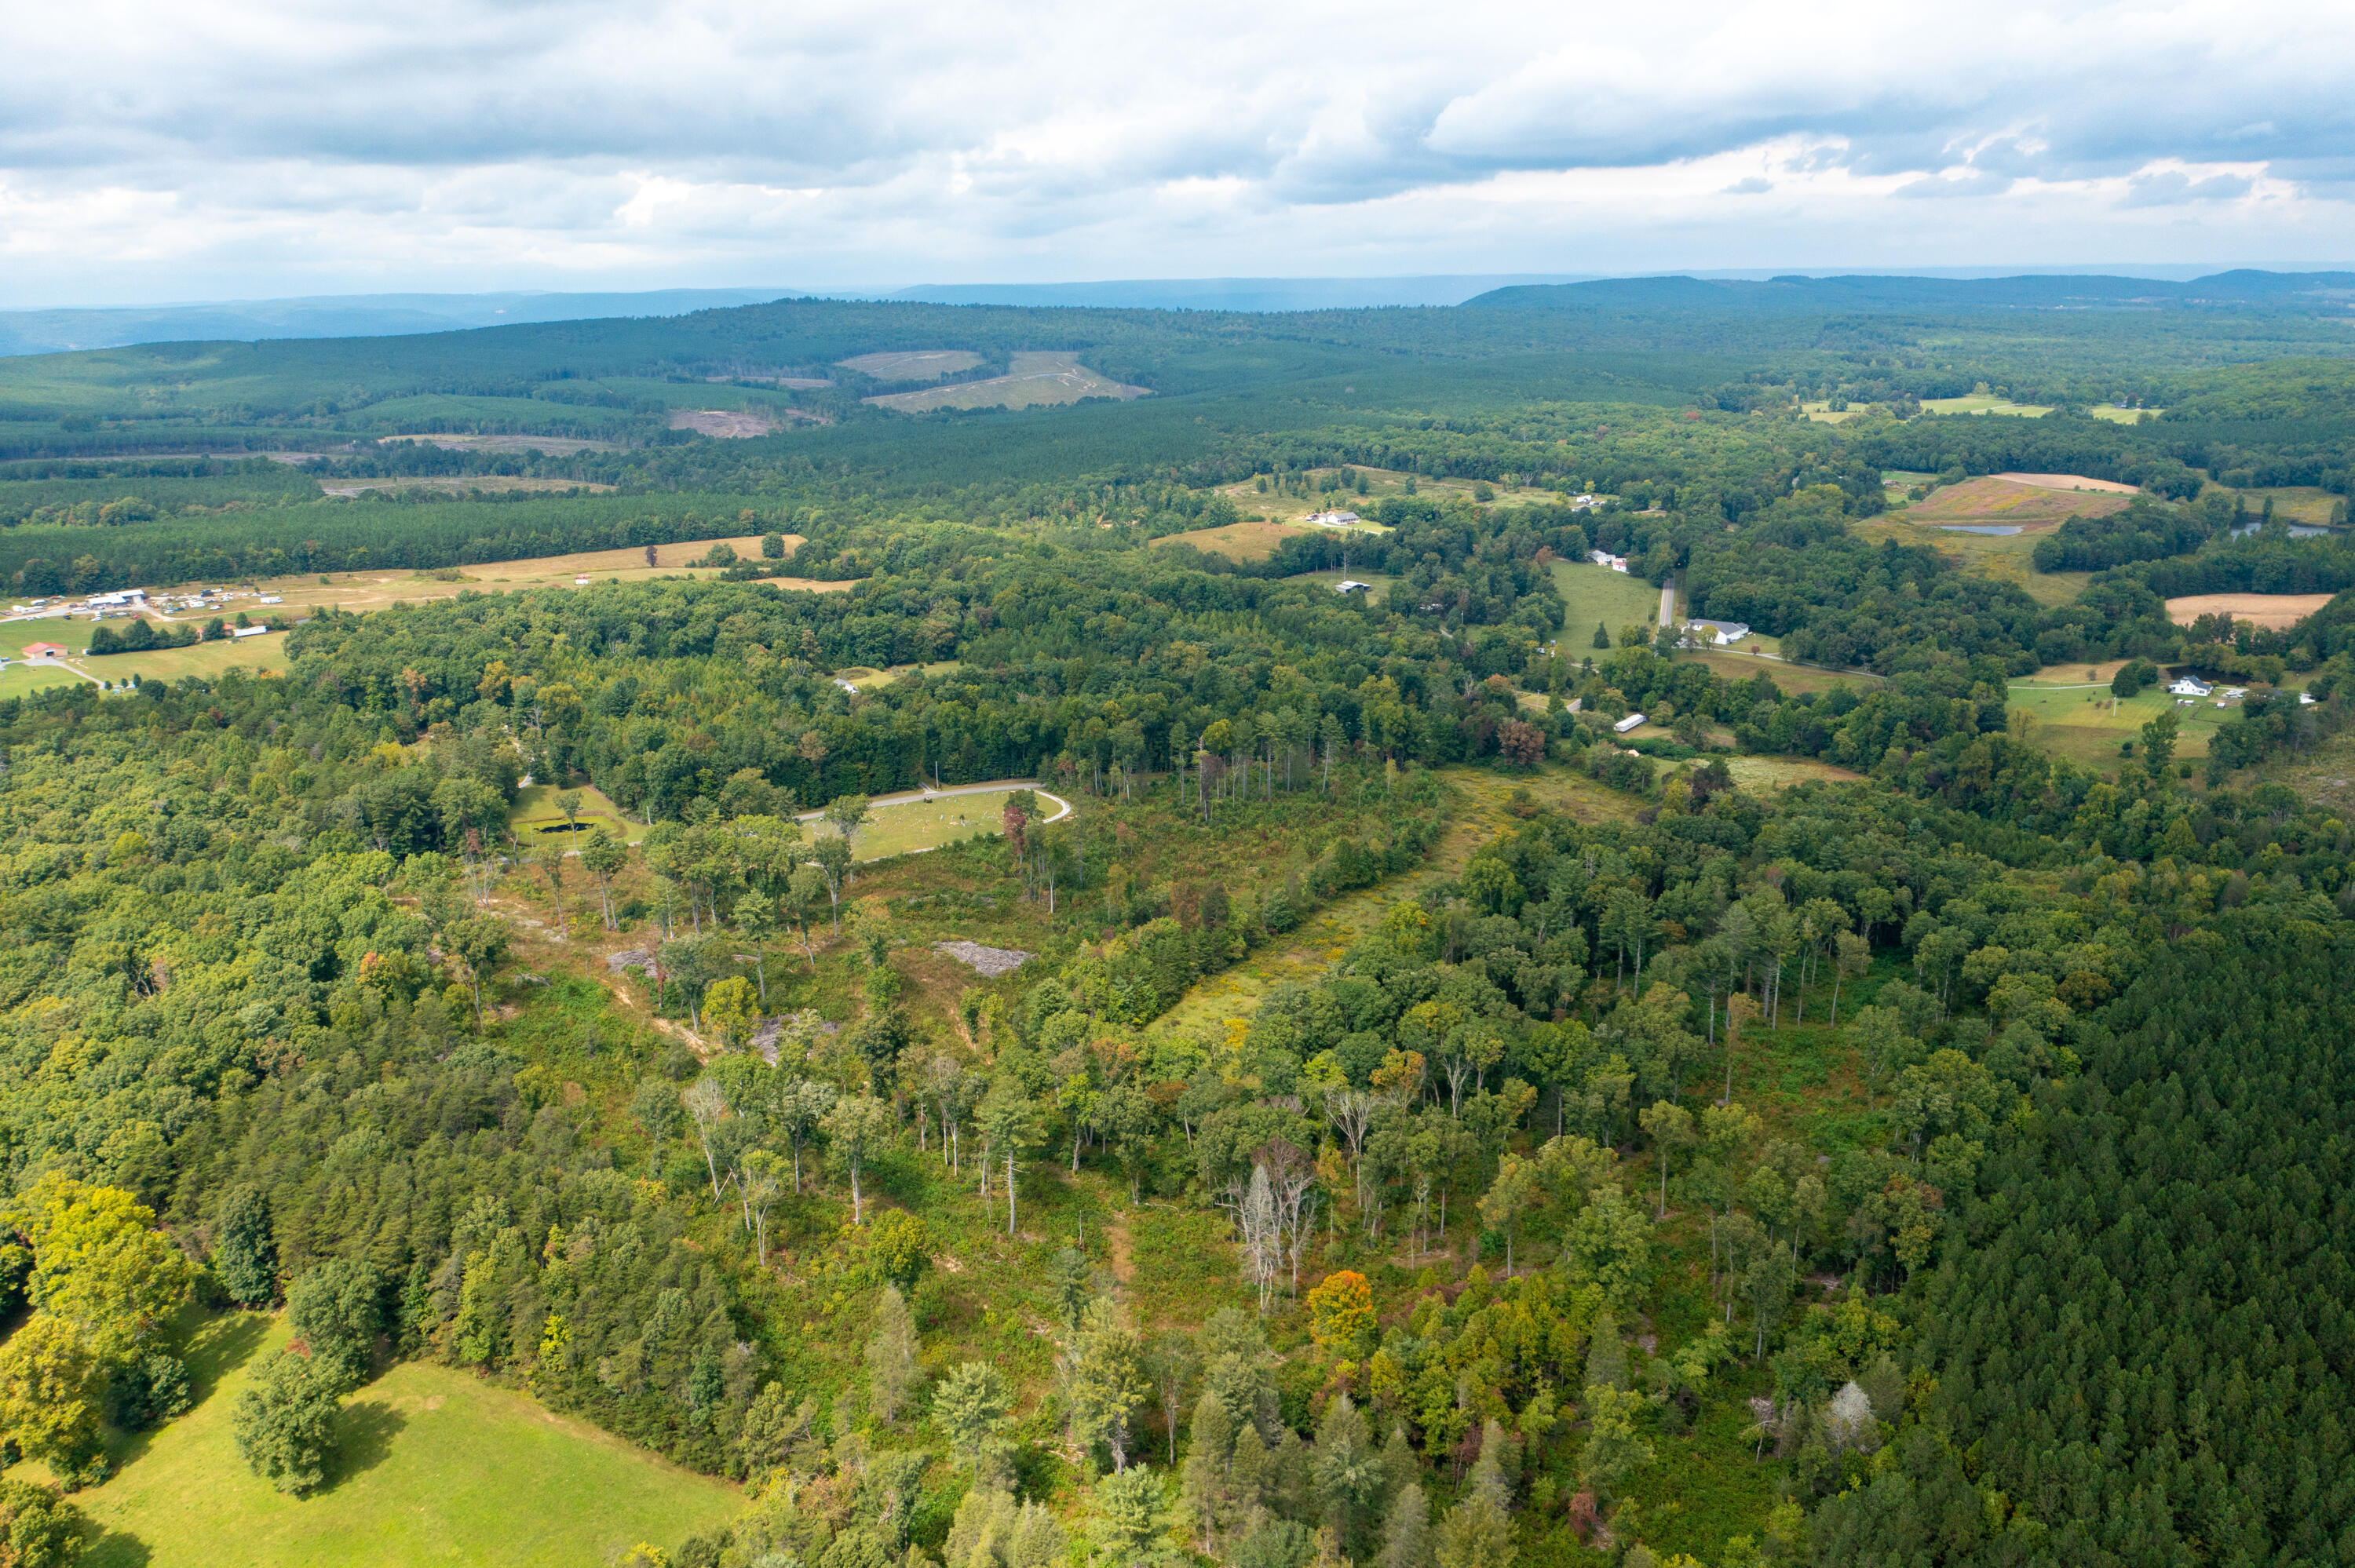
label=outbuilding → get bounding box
[1613,713,1646,734]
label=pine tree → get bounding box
[867,1285,918,1423]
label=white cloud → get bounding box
[2,0,2353,303]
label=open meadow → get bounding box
[2166,592,2335,629]
[51,1315,741,1568]
[1551,558,1665,643]
[864,352,1149,412]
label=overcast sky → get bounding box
[5,0,2352,306]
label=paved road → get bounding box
[1657,575,1677,629]
[792,779,1072,824]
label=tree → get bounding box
[774,1077,837,1191]
[632,1078,683,1177]
[1830,930,1869,1026]
[1313,1391,1385,1554]
[811,836,853,934]
[0,1478,85,1568]
[1476,1154,1541,1273]
[784,862,829,965]
[1092,1465,1172,1568]
[1378,1483,1433,1568]
[703,975,760,1051]
[232,1347,344,1496]
[211,1183,276,1307]
[823,1094,893,1224]
[446,915,510,1027]
[935,1362,1011,1477]
[824,794,874,862]
[287,1258,380,1391]
[734,891,778,1001]
[1593,621,1611,650]
[682,1077,730,1200]
[1143,1331,1197,1467]
[867,1209,930,1290]
[581,826,626,930]
[1068,1299,1151,1470]
[867,1284,919,1423]
[1306,1270,1375,1355]
[0,1315,104,1484]
[1577,1383,1653,1504]
[1638,1101,1696,1220]
[1432,1456,1514,1568]
[977,1079,1045,1235]
[8,1177,196,1366]
[740,1149,787,1264]
[532,840,569,932]
[2142,708,2181,782]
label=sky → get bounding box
[5,0,2353,307]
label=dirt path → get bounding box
[1104,1209,1136,1286]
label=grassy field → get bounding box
[1853,515,2090,607]
[835,350,984,381]
[1161,517,1323,563]
[865,353,1148,413]
[509,782,649,845]
[319,476,617,498]
[1918,394,2054,418]
[1213,466,1565,514]
[1681,648,1880,694]
[805,786,1068,862]
[2088,405,2161,424]
[2211,483,2343,524]
[155,534,837,620]
[1550,560,1662,644]
[54,1314,740,1568]
[2006,680,2231,766]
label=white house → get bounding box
[1333,579,1373,595]
[1590,550,1630,573]
[1685,618,1751,646]
[1613,713,1646,734]
[1304,509,1362,527]
[2168,676,2212,697]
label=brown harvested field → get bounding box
[865,352,1149,413]
[320,476,615,498]
[153,535,844,618]
[668,409,779,437]
[1902,476,2134,528]
[1159,517,1314,563]
[836,350,984,381]
[2166,593,2336,629]
[379,433,619,454]
[1992,472,2140,494]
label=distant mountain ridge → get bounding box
[1463,269,2355,313]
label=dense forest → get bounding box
[0,283,2342,1568]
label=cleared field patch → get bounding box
[1722,755,1868,789]
[1551,560,1663,644]
[1214,466,1563,513]
[2166,592,2335,629]
[1801,402,1862,424]
[1919,395,2055,418]
[185,534,834,618]
[378,432,619,454]
[321,476,615,497]
[509,782,648,846]
[1902,476,2133,528]
[59,1314,739,1568]
[2088,406,2162,424]
[836,350,984,381]
[669,408,778,437]
[1994,472,2139,494]
[83,630,291,684]
[804,784,1070,862]
[2007,681,2233,765]
[1853,515,2090,607]
[864,352,1150,413]
[0,662,93,699]
[2212,484,2344,525]
[1162,517,1317,563]
[1681,648,1881,695]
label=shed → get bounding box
[1613,713,1646,734]
[21,643,67,659]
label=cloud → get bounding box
[2,0,2353,302]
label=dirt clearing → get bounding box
[864,352,1149,414]
[1901,477,2133,528]
[669,410,778,438]
[837,350,984,381]
[2167,593,2337,629]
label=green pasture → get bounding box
[52,1314,739,1568]
[509,782,648,845]
[2007,680,2231,765]
[1550,560,1662,645]
[808,787,1057,861]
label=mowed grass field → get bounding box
[805,786,1068,861]
[1681,648,1879,694]
[1161,517,1320,563]
[1551,560,1663,644]
[509,782,648,845]
[56,1315,739,1568]
[1918,394,2056,418]
[864,352,1148,413]
[2007,680,2232,765]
